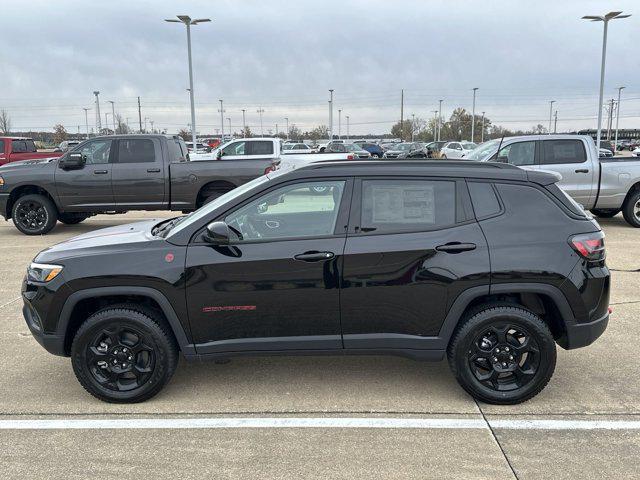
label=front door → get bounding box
[111,137,166,209]
[185,179,351,354]
[340,178,490,350]
[54,138,115,211]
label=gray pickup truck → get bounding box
[0,135,277,235]
[467,134,640,227]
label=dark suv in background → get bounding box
[22,160,610,404]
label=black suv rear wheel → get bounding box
[71,306,178,403]
[447,305,556,405]
[12,194,58,235]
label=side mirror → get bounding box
[496,155,509,163]
[204,221,230,245]
[60,152,85,170]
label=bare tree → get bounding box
[52,124,68,144]
[0,110,11,134]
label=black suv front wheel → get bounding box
[448,305,556,405]
[71,306,179,403]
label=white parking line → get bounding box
[0,417,639,430]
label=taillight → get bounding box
[569,232,605,261]
[347,154,355,160]
[264,165,275,174]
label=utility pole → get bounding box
[553,110,558,134]
[614,86,625,153]
[471,87,478,142]
[219,99,225,140]
[338,109,342,139]
[284,117,289,140]
[346,115,350,140]
[257,107,265,136]
[438,100,443,141]
[481,111,485,142]
[137,96,143,133]
[107,101,116,134]
[93,91,102,132]
[548,100,555,134]
[105,113,110,133]
[606,98,615,140]
[399,89,404,141]
[82,108,90,139]
[241,109,246,137]
[328,89,334,140]
[433,110,438,141]
[411,113,415,141]
[227,117,231,138]
[582,11,631,153]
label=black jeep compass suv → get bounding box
[22,160,610,404]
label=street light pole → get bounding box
[165,15,211,150]
[257,108,264,136]
[582,11,630,153]
[548,100,555,134]
[437,100,443,141]
[82,108,90,139]
[614,86,625,153]
[432,110,438,141]
[328,89,334,140]
[227,117,231,138]
[471,87,478,142]
[93,91,101,132]
[338,109,342,140]
[346,115,349,140]
[241,109,246,137]
[218,99,225,140]
[554,111,558,134]
[108,100,116,134]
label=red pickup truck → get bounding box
[0,137,62,166]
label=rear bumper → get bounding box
[557,311,609,350]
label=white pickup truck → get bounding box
[468,134,640,227]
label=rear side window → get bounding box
[248,141,274,155]
[468,182,501,218]
[541,140,586,164]
[11,140,27,153]
[0,140,4,153]
[360,179,456,233]
[117,139,156,163]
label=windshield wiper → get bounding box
[152,216,186,237]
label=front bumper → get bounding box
[0,192,9,219]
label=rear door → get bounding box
[111,137,166,209]
[54,138,115,210]
[340,177,490,350]
[538,138,595,206]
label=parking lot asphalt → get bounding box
[1,212,639,479]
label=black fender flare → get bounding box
[57,286,195,355]
[437,283,576,347]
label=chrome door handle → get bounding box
[294,251,334,262]
[147,168,161,173]
[94,170,108,174]
[436,242,476,253]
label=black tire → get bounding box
[590,209,619,218]
[372,153,381,158]
[622,190,640,227]
[447,305,556,405]
[59,213,90,225]
[71,305,179,403]
[11,193,58,235]
[441,154,447,159]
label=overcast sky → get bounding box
[0,0,637,136]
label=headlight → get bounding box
[27,263,63,283]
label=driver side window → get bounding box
[76,139,112,164]
[497,141,535,166]
[225,181,346,241]
[222,141,245,156]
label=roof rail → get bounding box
[304,159,520,170]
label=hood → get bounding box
[0,157,58,170]
[35,219,163,262]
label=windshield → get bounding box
[465,139,500,161]
[462,143,477,150]
[395,143,413,151]
[345,144,360,152]
[167,175,270,237]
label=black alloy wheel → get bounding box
[448,305,556,405]
[71,306,178,403]
[12,194,58,235]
